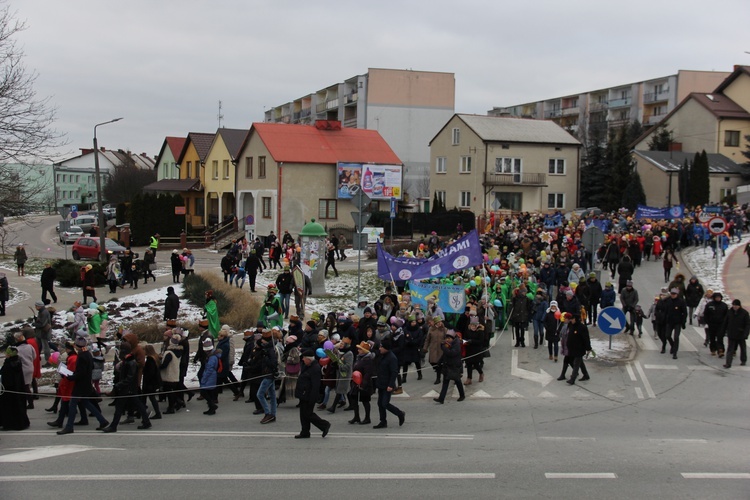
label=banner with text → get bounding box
[408,281,467,314]
[635,204,684,220]
[337,163,403,200]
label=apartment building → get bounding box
[488,70,729,141]
[263,68,455,201]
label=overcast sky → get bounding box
[11,0,750,161]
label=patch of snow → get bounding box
[684,240,743,295]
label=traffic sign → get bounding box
[70,210,79,219]
[175,206,186,215]
[703,206,722,214]
[59,207,70,220]
[352,190,371,211]
[390,197,397,219]
[351,211,371,230]
[70,204,78,212]
[581,226,605,254]
[697,212,712,223]
[598,307,627,335]
[245,214,255,225]
[707,217,727,236]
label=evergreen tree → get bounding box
[604,127,634,211]
[622,171,646,211]
[579,126,607,208]
[677,158,690,205]
[742,134,750,166]
[647,124,674,151]
[688,150,710,206]
[431,192,439,213]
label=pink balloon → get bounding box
[49,351,60,365]
[352,370,362,385]
[319,357,330,366]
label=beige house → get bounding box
[428,114,581,214]
[633,150,745,207]
[633,65,750,163]
[235,121,401,240]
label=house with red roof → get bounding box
[235,120,402,240]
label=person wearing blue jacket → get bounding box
[600,282,616,309]
[373,337,405,429]
[531,292,549,349]
[200,339,221,415]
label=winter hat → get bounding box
[331,333,341,342]
[285,335,298,344]
[171,334,182,345]
[363,307,372,314]
[605,282,613,288]
[469,316,479,325]
[289,314,299,323]
[91,344,102,354]
[407,314,416,322]
[202,338,214,352]
[565,290,574,296]
[34,301,45,307]
[356,341,371,353]
[166,286,174,295]
[306,320,317,329]
[732,299,742,306]
[318,329,329,340]
[173,249,179,254]
[670,288,679,294]
[589,272,596,278]
[75,336,88,348]
[261,329,272,339]
[550,300,559,308]
[89,302,99,309]
[626,280,633,286]
[445,329,457,338]
[377,316,388,326]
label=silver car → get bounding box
[60,225,84,244]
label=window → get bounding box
[171,162,176,178]
[186,161,192,178]
[459,191,471,208]
[163,162,168,178]
[720,188,733,201]
[547,193,565,209]
[318,199,337,219]
[548,159,565,175]
[259,156,266,178]
[262,197,272,218]
[436,157,446,174]
[223,160,230,179]
[495,192,522,211]
[245,157,253,178]
[460,156,472,174]
[212,160,218,179]
[724,130,740,147]
[452,128,460,145]
[495,157,522,182]
[435,190,446,205]
[195,197,204,216]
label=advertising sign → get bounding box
[337,163,402,200]
[634,204,684,220]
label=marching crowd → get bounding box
[1,205,749,436]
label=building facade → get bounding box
[263,68,454,202]
[429,115,581,214]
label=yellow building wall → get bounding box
[633,99,718,153]
[717,118,750,162]
[203,136,236,221]
[721,73,750,113]
[179,141,205,227]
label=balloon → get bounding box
[352,370,363,385]
[554,311,562,320]
[469,282,476,287]
[319,357,331,366]
[485,276,491,283]
[474,277,482,285]
[526,293,534,300]
[315,348,326,358]
[493,299,502,307]
[49,351,60,365]
[323,341,334,351]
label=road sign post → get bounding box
[707,217,727,279]
[598,306,627,349]
[351,190,372,301]
[582,226,605,273]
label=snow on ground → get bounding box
[590,336,629,362]
[684,240,744,295]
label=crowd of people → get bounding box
[2,205,749,435]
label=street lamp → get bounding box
[93,118,123,262]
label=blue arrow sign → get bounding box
[598,306,627,335]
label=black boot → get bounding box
[434,373,441,385]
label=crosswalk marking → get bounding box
[502,391,524,399]
[469,390,492,399]
[537,391,556,398]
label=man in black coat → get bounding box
[57,337,109,435]
[722,299,749,369]
[244,250,262,292]
[164,286,180,322]
[434,330,465,403]
[373,338,405,429]
[664,288,688,360]
[703,292,728,356]
[566,314,591,385]
[586,272,603,326]
[294,351,330,438]
[40,262,57,305]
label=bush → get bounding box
[53,259,107,287]
[182,272,262,331]
[367,240,417,260]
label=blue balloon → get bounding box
[493,299,502,307]
[315,348,327,358]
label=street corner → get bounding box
[588,325,635,365]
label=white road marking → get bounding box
[625,362,637,381]
[0,445,123,463]
[686,365,713,371]
[605,390,624,398]
[635,387,644,399]
[678,334,698,352]
[643,364,679,370]
[681,473,750,479]
[539,437,596,442]
[18,431,473,440]
[469,390,492,398]
[571,390,590,398]
[537,390,556,398]
[634,361,656,399]
[502,391,524,398]
[392,390,410,398]
[0,473,496,482]
[511,349,554,386]
[545,473,617,479]
[636,334,660,351]
[650,438,707,444]
[734,366,750,372]
[422,390,440,398]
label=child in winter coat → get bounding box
[633,305,645,337]
[600,282,616,308]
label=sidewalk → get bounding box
[722,242,749,305]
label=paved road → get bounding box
[0,222,748,498]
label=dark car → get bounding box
[71,237,127,260]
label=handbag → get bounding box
[149,263,156,271]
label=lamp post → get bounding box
[93,118,123,262]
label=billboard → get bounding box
[337,163,402,200]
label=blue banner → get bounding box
[635,204,684,220]
[544,214,562,228]
[408,281,467,314]
[377,230,484,281]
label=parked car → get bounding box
[71,237,127,260]
[70,215,99,233]
[60,225,84,244]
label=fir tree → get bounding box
[622,171,646,211]
[678,158,690,205]
[647,124,674,151]
[688,150,710,206]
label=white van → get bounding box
[70,215,98,233]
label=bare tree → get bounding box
[0,2,66,216]
[102,163,157,204]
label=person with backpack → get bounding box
[256,329,278,424]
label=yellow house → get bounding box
[202,128,249,227]
[175,132,214,229]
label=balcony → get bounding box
[344,92,358,105]
[608,97,631,108]
[646,113,668,125]
[484,172,547,187]
[589,101,608,112]
[544,109,562,119]
[561,105,579,116]
[644,90,669,104]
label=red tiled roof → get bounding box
[250,122,401,165]
[166,137,186,159]
[691,92,750,120]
